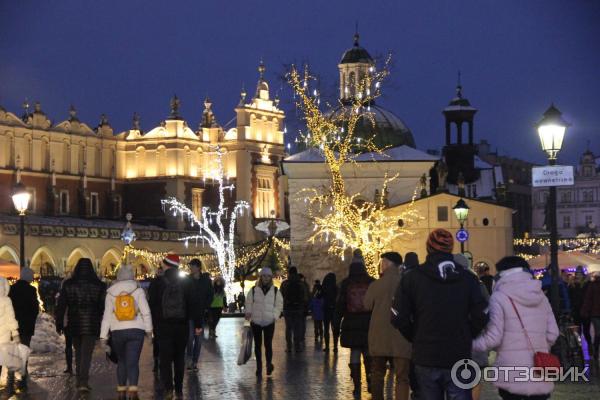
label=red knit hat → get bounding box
[163,253,180,268]
[426,229,454,254]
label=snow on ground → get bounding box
[30,313,64,353]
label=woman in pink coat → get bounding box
[473,256,559,400]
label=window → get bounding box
[437,206,448,222]
[256,177,275,218]
[467,184,477,198]
[26,187,36,213]
[585,215,593,227]
[59,190,69,215]
[562,215,571,229]
[90,192,99,216]
[540,192,549,204]
[560,191,572,203]
[583,166,592,177]
[583,190,594,202]
[191,188,204,219]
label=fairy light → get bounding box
[161,145,250,299]
[287,60,420,276]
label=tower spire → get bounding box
[354,21,360,47]
[456,70,463,98]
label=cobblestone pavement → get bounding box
[2,318,598,399]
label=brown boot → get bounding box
[128,386,139,399]
[349,363,361,395]
[117,386,127,400]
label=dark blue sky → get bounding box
[1,0,599,164]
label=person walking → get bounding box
[55,276,73,374]
[148,254,201,399]
[0,277,21,383]
[186,259,213,370]
[402,252,420,399]
[55,258,106,393]
[478,265,494,296]
[207,277,226,339]
[569,268,592,357]
[148,265,164,373]
[321,272,339,353]
[364,252,411,400]
[8,267,39,387]
[244,268,284,377]
[280,267,309,352]
[581,271,600,360]
[100,264,152,400]
[393,229,487,400]
[403,252,419,273]
[310,283,324,344]
[473,256,559,400]
[337,261,375,395]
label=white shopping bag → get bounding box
[236,323,254,366]
[0,343,31,373]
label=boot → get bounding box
[128,386,139,400]
[349,363,361,395]
[116,386,127,400]
[364,356,372,393]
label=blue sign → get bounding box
[456,228,469,243]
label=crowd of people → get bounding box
[0,227,598,400]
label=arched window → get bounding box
[40,137,50,171]
[95,145,102,176]
[63,141,71,173]
[136,147,146,177]
[157,145,167,176]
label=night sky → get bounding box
[1,0,599,165]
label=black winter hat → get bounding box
[381,252,402,266]
[496,256,531,273]
[404,252,420,269]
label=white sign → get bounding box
[532,165,574,187]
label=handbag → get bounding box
[508,297,561,374]
[236,323,253,366]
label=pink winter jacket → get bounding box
[473,269,559,396]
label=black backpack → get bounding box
[284,280,305,309]
[162,277,186,319]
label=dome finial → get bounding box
[353,21,360,47]
[170,94,181,119]
[456,70,463,98]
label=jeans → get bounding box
[111,328,145,387]
[208,308,223,333]
[251,323,275,370]
[284,311,304,350]
[186,320,202,364]
[414,365,471,400]
[498,389,550,400]
[313,319,323,340]
[158,322,188,392]
[72,335,96,386]
[371,357,410,400]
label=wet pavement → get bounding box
[3,318,599,399]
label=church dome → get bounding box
[329,104,416,149]
[340,33,374,64]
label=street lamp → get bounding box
[537,104,569,317]
[453,198,470,253]
[12,182,31,269]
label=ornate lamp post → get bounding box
[12,182,31,269]
[537,104,569,316]
[453,198,470,253]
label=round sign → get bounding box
[456,228,469,243]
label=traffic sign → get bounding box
[456,228,469,243]
[532,165,574,187]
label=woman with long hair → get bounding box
[321,272,339,353]
[207,277,227,339]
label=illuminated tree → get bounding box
[161,145,249,298]
[288,62,419,276]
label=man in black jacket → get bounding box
[392,229,487,400]
[186,258,213,370]
[8,267,39,385]
[280,267,309,352]
[148,254,201,399]
[55,258,106,392]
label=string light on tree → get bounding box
[161,145,249,299]
[287,61,420,276]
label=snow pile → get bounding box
[30,313,64,353]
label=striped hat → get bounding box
[426,229,454,254]
[163,253,180,268]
